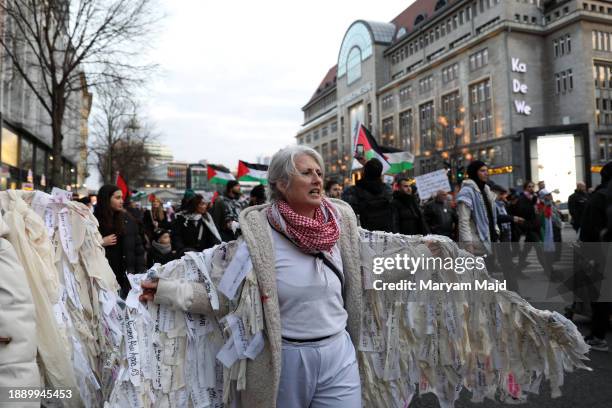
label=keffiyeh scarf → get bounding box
[267,198,340,254]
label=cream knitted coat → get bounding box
[0,211,41,392]
[155,199,362,407]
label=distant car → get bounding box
[557,201,569,222]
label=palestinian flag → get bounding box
[354,124,390,173]
[384,151,414,174]
[207,164,235,185]
[237,160,268,185]
[116,171,129,199]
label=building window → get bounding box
[596,98,612,126]
[597,135,612,160]
[469,79,493,141]
[399,84,412,104]
[419,101,435,152]
[34,146,46,176]
[442,63,459,83]
[346,46,362,84]
[381,117,395,147]
[441,91,462,146]
[305,134,312,144]
[313,130,320,141]
[399,109,413,152]
[594,62,612,89]
[419,75,434,94]
[19,138,33,171]
[381,94,394,111]
[321,126,328,138]
[554,34,571,57]
[0,128,19,167]
[556,69,573,93]
[469,48,489,71]
[330,121,338,133]
[593,30,612,51]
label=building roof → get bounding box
[304,65,337,108]
[363,20,397,43]
[304,0,458,110]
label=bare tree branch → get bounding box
[0,0,162,187]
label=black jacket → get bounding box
[513,193,540,241]
[391,191,429,236]
[423,199,456,238]
[343,179,396,233]
[99,213,146,298]
[172,213,221,252]
[568,190,589,230]
[579,182,611,242]
[147,245,178,269]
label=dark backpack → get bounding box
[356,187,394,232]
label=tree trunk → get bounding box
[50,93,66,189]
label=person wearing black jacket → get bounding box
[94,184,146,299]
[147,228,178,268]
[173,194,222,253]
[513,181,541,268]
[423,190,455,238]
[342,158,396,233]
[568,182,589,232]
[392,178,429,235]
[579,161,612,352]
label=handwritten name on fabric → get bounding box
[185,252,220,310]
[218,242,252,300]
[58,209,78,263]
[124,310,142,387]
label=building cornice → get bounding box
[297,106,338,136]
[379,11,612,95]
[301,85,336,111]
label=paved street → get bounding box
[410,224,612,408]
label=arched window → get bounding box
[414,14,426,26]
[435,0,447,11]
[346,47,362,84]
[337,22,373,78]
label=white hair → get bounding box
[268,145,325,202]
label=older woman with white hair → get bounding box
[141,145,363,406]
[139,146,589,408]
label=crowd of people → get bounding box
[90,156,612,352]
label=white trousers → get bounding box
[277,330,362,408]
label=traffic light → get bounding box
[456,166,465,183]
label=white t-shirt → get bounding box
[272,229,348,340]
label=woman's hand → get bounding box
[102,234,117,246]
[140,279,158,302]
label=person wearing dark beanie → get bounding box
[342,158,396,232]
[212,179,247,241]
[579,160,612,351]
[456,160,499,256]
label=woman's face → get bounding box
[196,200,207,215]
[152,199,161,209]
[110,190,123,211]
[278,154,323,217]
[477,166,489,182]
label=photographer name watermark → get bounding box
[371,254,507,293]
[373,278,506,293]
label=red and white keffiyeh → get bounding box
[267,198,340,254]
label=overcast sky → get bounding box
[141,0,413,170]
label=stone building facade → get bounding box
[297,0,612,199]
[0,7,90,191]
